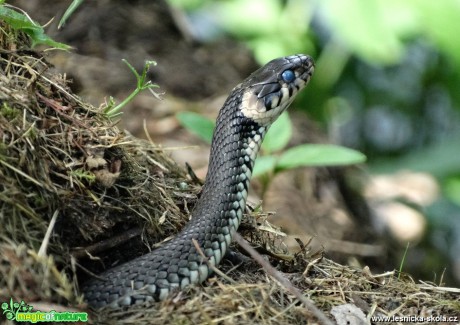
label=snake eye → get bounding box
[281,69,295,83]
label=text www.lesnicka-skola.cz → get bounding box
[371,315,459,323]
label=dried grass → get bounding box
[0,22,459,324]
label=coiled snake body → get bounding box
[83,54,314,308]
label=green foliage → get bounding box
[262,112,292,154]
[58,0,84,29]
[398,242,411,279]
[216,0,314,63]
[255,114,365,177]
[251,155,277,177]
[168,0,210,11]
[176,112,214,143]
[414,0,460,69]
[176,111,366,179]
[444,176,460,206]
[104,59,160,118]
[0,4,70,50]
[0,103,20,120]
[316,0,460,68]
[275,144,366,170]
[317,0,406,65]
[70,168,95,183]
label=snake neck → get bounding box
[185,92,267,254]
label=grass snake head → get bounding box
[239,54,314,126]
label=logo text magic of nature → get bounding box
[1,298,88,323]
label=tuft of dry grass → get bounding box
[0,21,459,325]
[0,19,193,312]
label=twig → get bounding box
[191,239,236,284]
[72,227,142,258]
[233,232,334,325]
[186,162,203,185]
[36,91,96,135]
[0,158,44,188]
[38,209,59,257]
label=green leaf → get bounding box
[444,177,460,206]
[176,112,215,143]
[414,0,460,70]
[104,60,159,118]
[276,144,366,171]
[318,0,404,64]
[252,155,277,177]
[262,111,292,153]
[218,0,281,37]
[0,6,71,50]
[58,0,84,29]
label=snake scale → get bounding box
[82,54,315,308]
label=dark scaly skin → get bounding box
[82,54,314,308]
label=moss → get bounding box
[0,102,21,120]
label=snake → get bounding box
[82,54,315,308]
